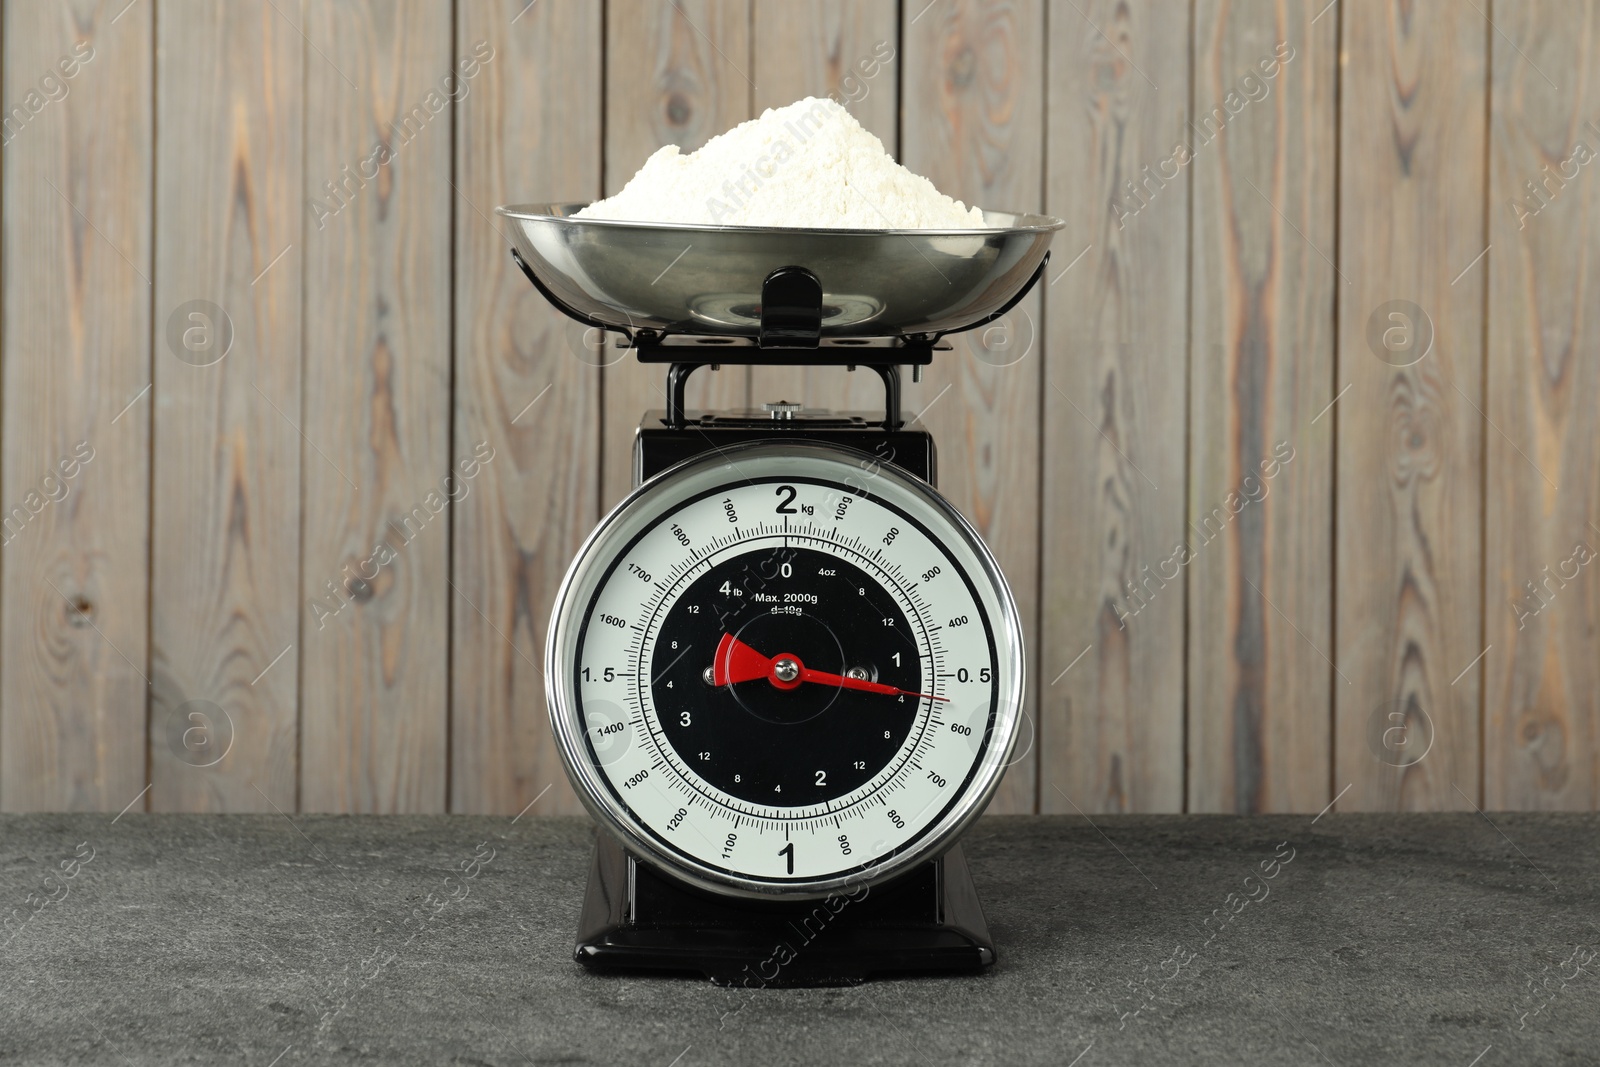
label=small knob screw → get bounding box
[762,401,803,420]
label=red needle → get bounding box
[713,632,774,685]
[712,633,948,703]
[797,665,948,702]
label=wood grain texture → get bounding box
[601,0,752,506]
[298,0,451,813]
[1040,0,1189,814]
[748,0,899,412]
[1187,0,1336,813]
[0,1,151,811]
[1484,0,1600,810]
[1334,0,1486,811]
[751,0,897,143]
[450,0,602,816]
[150,0,303,812]
[903,0,1044,815]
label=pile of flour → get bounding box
[577,97,984,229]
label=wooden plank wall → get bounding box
[1,0,1596,816]
[150,0,303,813]
[1485,0,1600,810]
[299,1,452,813]
[1334,0,1487,813]
[451,0,602,816]
[1041,0,1189,815]
[1186,0,1335,813]
[1,0,151,811]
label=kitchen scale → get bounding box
[498,203,1061,984]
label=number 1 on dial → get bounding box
[778,841,795,874]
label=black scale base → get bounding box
[574,834,995,985]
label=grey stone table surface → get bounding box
[1,812,1596,1066]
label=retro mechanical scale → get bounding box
[498,203,1061,982]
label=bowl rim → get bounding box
[495,202,1066,238]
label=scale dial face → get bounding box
[546,442,1023,899]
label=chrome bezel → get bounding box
[544,441,1025,900]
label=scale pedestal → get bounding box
[574,834,994,984]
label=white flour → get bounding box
[576,97,984,229]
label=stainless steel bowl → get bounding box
[496,203,1063,339]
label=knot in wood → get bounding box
[950,46,976,89]
[665,91,692,128]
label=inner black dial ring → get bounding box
[650,546,924,807]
